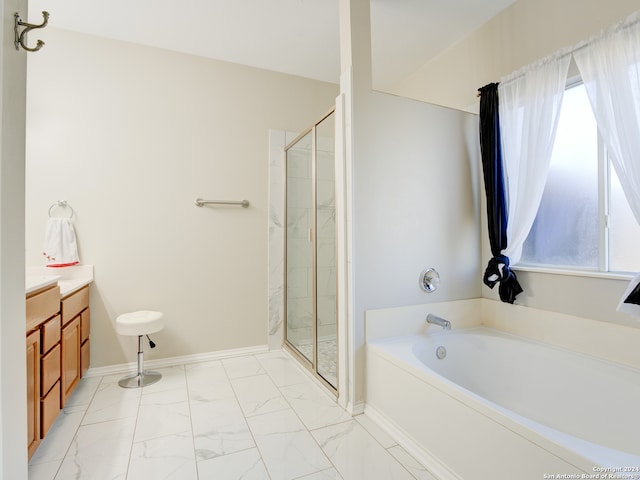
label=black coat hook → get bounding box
[14,11,49,52]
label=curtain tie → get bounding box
[483,255,523,304]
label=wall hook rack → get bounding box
[14,11,49,52]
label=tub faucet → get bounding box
[427,313,451,330]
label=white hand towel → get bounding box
[43,217,80,267]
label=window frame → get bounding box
[514,77,635,280]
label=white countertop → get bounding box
[25,275,61,294]
[26,264,94,297]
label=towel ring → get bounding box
[48,200,74,219]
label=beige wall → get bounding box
[392,0,640,112]
[391,0,640,327]
[350,92,480,406]
[26,29,338,368]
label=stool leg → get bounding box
[137,335,144,376]
[118,335,162,388]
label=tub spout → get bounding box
[427,313,451,330]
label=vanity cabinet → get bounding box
[26,282,91,459]
[26,284,61,460]
[61,286,90,406]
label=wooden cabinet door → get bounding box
[61,316,80,407]
[27,330,41,459]
[41,380,61,438]
[41,343,61,395]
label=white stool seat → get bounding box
[116,310,164,336]
[115,310,164,388]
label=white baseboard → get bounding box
[364,404,462,480]
[84,344,269,378]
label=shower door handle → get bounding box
[308,228,313,242]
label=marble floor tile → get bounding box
[81,381,141,425]
[222,355,266,379]
[355,413,398,449]
[190,397,255,461]
[279,381,351,430]
[311,420,415,480]
[140,384,189,406]
[388,445,439,480]
[197,447,270,480]
[297,468,344,480]
[63,376,101,409]
[56,417,136,480]
[247,409,332,480]
[256,351,310,387]
[98,372,128,384]
[29,351,431,480]
[186,360,236,401]
[128,431,198,480]
[230,373,290,417]
[28,460,60,480]
[29,409,84,466]
[184,359,226,379]
[139,365,187,395]
[134,400,192,443]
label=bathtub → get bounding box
[365,327,640,480]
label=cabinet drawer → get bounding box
[80,307,90,343]
[41,315,61,354]
[27,286,60,331]
[41,343,61,395]
[41,380,61,438]
[61,286,89,325]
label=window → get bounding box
[519,81,640,273]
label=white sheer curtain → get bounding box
[574,13,640,313]
[498,54,571,264]
[574,14,640,225]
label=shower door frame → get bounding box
[283,107,338,396]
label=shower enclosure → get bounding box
[284,109,337,392]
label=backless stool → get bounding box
[115,310,164,388]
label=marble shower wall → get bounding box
[268,130,293,350]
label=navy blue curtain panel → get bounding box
[478,83,523,304]
[624,283,640,305]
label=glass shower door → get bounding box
[314,113,336,387]
[285,131,314,364]
[285,110,337,391]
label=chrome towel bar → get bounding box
[194,198,249,208]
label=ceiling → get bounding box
[28,0,516,89]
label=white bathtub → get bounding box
[365,327,640,480]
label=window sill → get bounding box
[512,264,634,281]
